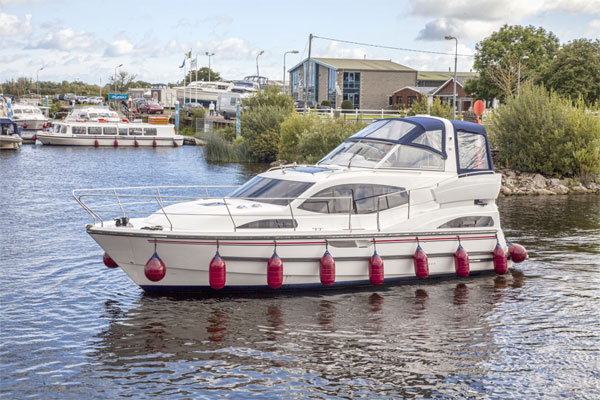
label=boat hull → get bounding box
[0,135,22,150]
[89,227,510,293]
[15,119,46,130]
[36,134,184,147]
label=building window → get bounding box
[389,96,393,106]
[343,72,361,108]
[328,69,337,108]
[408,96,417,106]
[396,96,402,105]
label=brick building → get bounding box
[288,58,417,109]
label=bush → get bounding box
[321,100,332,107]
[279,114,366,163]
[490,84,600,181]
[241,105,291,162]
[341,100,353,110]
[204,133,252,163]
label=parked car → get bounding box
[139,101,164,114]
[183,103,204,116]
[294,100,314,110]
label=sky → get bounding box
[1,0,599,86]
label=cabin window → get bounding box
[143,128,157,136]
[72,126,87,135]
[456,131,490,171]
[119,128,128,136]
[13,109,22,114]
[129,127,143,135]
[60,125,67,133]
[229,177,314,206]
[89,113,98,118]
[237,219,298,229]
[319,140,394,168]
[103,127,117,135]
[299,184,408,214]
[438,216,493,228]
[87,126,102,135]
[411,129,443,153]
[380,145,444,170]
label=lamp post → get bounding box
[205,52,215,81]
[256,50,264,76]
[445,35,458,120]
[517,55,529,96]
[36,66,44,97]
[283,50,299,95]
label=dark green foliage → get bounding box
[341,100,353,110]
[239,86,295,162]
[466,24,559,101]
[279,113,366,163]
[183,67,221,83]
[491,84,600,181]
[321,100,332,107]
[544,39,600,106]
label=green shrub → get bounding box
[279,114,366,163]
[410,96,428,115]
[490,84,600,181]
[204,133,252,163]
[341,100,353,110]
[215,125,236,142]
[241,105,291,162]
[321,100,332,107]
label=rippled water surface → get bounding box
[1,145,599,399]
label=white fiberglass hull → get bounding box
[0,135,22,150]
[36,133,184,147]
[89,226,510,293]
[15,119,46,130]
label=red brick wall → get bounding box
[390,88,422,108]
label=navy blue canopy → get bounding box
[346,117,447,159]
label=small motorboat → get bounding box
[0,118,22,150]
[74,116,527,293]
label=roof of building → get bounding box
[289,58,415,72]
[392,86,438,95]
[417,71,479,81]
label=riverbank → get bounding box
[498,168,600,195]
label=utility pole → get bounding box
[304,33,312,115]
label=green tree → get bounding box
[109,71,137,93]
[242,85,294,110]
[465,25,559,101]
[183,67,221,83]
[544,39,600,106]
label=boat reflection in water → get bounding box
[91,272,524,398]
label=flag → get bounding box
[179,58,185,68]
[190,56,197,70]
[185,50,192,59]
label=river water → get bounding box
[1,145,599,399]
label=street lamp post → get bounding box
[517,55,529,96]
[113,64,123,109]
[36,66,44,97]
[445,35,458,120]
[283,50,299,95]
[205,52,215,81]
[256,50,264,76]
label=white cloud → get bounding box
[416,18,496,41]
[322,41,368,59]
[104,40,134,57]
[30,28,99,51]
[208,37,252,60]
[0,13,32,36]
[401,43,475,72]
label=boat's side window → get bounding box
[72,126,86,135]
[60,125,68,134]
[456,131,490,171]
[119,128,128,136]
[381,145,444,170]
[129,127,143,135]
[237,219,298,229]
[143,128,157,136]
[300,184,407,214]
[103,127,117,135]
[438,216,494,228]
[88,126,102,135]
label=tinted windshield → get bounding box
[229,177,314,205]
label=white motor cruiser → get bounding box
[74,117,527,293]
[0,118,22,150]
[10,104,48,130]
[36,119,183,147]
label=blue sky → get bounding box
[1,0,599,85]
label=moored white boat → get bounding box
[0,118,22,150]
[37,119,183,147]
[74,117,527,293]
[10,104,48,130]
